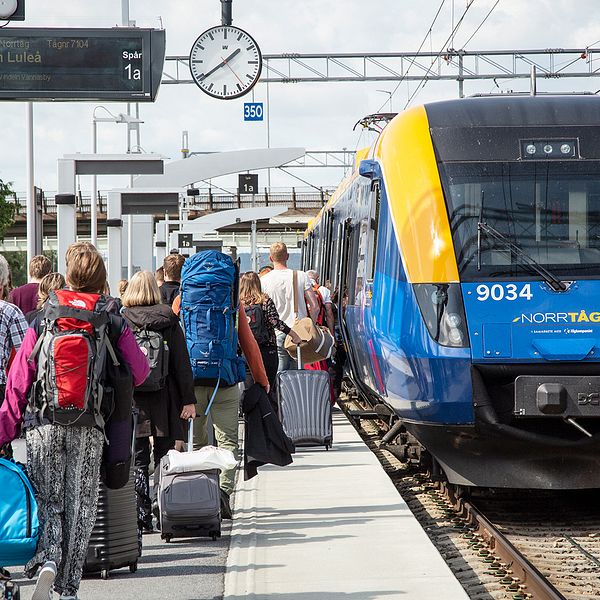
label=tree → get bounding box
[0,179,16,241]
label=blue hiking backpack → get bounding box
[0,458,39,566]
[180,251,246,401]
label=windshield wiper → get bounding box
[477,218,567,292]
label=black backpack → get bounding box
[244,303,270,346]
[133,327,169,392]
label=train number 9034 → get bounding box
[476,283,533,302]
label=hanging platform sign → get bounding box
[0,27,166,101]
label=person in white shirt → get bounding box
[306,270,335,336]
[260,242,319,371]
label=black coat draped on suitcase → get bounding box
[242,383,295,480]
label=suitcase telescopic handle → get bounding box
[187,417,194,453]
[296,343,303,370]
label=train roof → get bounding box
[305,94,600,238]
[422,94,600,128]
[304,147,370,237]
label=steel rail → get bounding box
[340,394,572,599]
[451,491,568,600]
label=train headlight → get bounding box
[521,139,578,159]
[446,312,462,327]
[448,328,464,345]
[413,283,470,348]
[560,143,572,154]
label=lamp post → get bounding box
[91,107,143,248]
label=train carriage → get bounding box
[303,95,600,489]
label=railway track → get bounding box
[339,392,600,600]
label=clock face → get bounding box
[189,26,262,100]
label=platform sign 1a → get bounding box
[243,102,263,121]
[178,233,193,249]
[238,173,259,194]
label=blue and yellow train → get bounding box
[303,95,600,489]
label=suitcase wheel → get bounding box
[101,569,109,580]
[163,534,172,543]
[129,562,138,574]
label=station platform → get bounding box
[224,408,469,600]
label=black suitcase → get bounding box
[83,414,140,580]
[83,470,140,580]
[0,580,19,600]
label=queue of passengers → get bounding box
[0,241,338,600]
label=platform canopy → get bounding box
[178,206,288,233]
[133,147,305,188]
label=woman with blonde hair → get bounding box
[239,271,300,397]
[121,270,196,532]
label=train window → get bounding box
[312,226,321,273]
[338,220,357,307]
[442,161,600,280]
[346,225,360,305]
[301,239,308,270]
[366,180,381,281]
[322,209,335,283]
[332,220,344,293]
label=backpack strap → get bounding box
[292,270,299,320]
[106,314,123,367]
[204,373,221,416]
[28,326,46,364]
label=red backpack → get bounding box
[28,290,119,430]
[311,284,326,326]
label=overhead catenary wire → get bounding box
[404,0,477,110]
[375,0,447,112]
[460,0,500,49]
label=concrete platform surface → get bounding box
[11,440,231,600]
[224,409,469,600]
[13,525,231,600]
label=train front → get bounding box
[384,95,600,489]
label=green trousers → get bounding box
[193,384,240,496]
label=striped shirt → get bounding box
[0,300,28,385]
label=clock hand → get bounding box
[221,55,245,86]
[200,48,241,81]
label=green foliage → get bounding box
[0,179,15,241]
[4,251,27,287]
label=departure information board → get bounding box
[0,28,166,101]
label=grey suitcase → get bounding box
[277,346,333,449]
[158,420,221,542]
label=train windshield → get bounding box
[441,161,600,280]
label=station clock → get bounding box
[189,25,262,100]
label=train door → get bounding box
[338,218,364,384]
[365,179,381,304]
[321,210,335,284]
[301,238,308,270]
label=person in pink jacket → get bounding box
[0,248,149,600]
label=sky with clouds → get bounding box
[1,0,599,194]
